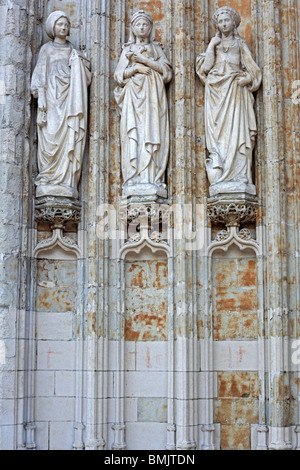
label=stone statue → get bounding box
[114,10,172,201]
[31,11,92,199]
[196,6,262,196]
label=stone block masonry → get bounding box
[0,0,299,451]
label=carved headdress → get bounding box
[45,11,71,40]
[127,10,157,44]
[213,6,241,29]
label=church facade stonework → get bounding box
[0,0,299,451]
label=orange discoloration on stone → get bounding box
[36,288,74,312]
[218,372,259,398]
[215,398,236,424]
[220,424,251,450]
[133,0,165,23]
[125,317,140,341]
[216,292,237,311]
[153,261,168,289]
[214,311,258,341]
[236,400,259,424]
[125,313,167,342]
[237,290,258,311]
[125,258,168,341]
[239,259,257,287]
[131,271,145,287]
[88,312,97,335]
[217,0,251,19]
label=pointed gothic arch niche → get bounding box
[210,239,259,341]
[124,244,168,343]
[122,244,169,450]
[209,239,259,447]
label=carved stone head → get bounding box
[45,11,71,40]
[127,10,157,44]
[213,6,241,35]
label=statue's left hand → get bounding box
[237,73,252,87]
[38,88,47,112]
[69,49,79,65]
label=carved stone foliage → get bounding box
[196,6,262,197]
[207,194,258,228]
[35,197,82,228]
[34,196,82,259]
[31,11,91,200]
[119,202,170,258]
[209,224,260,257]
[114,10,172,202]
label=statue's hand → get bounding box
[237,74,252,87]
[69,49,79,64]
[38,89,47,112]
[134,64,152,75]
[209,36,221,48]
[132,52,147,65]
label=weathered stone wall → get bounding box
[212,254,259,450]
[0,0,36,450]
[0,0,299,450]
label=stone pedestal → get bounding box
[122,183,168,204]
[207,193,258,227]
[34,197,82,259]
[209,182,257,197]
[34,196,82,228]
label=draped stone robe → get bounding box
[114,42,172,192]
[31,41,92,199]
[196,39,261,194]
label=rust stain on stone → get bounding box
[239,260,257,287]
[88,312,97,334]
[220,424,251,450]
[138,0,165,22]
[38,290,52,311]
[237,290,258,311]
[130,270,145,287]
[218,372,251,398]
[125,317,140,341]
[125,313,167,342]
[153,261,168,289]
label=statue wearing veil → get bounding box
[114,11,172,200]
[31,11,92,199]
[196,7,262,196]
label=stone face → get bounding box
[0,0,299,452]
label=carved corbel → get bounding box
[207,193,258,228]
[119,202,171,259]
[207,193,260,253]
[34,196,82,259]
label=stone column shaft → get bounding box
[85,0,110,450]
[171,0,197,450]
[260,0,292,449]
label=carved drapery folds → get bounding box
[31,11,91,200]
[32,11,92,258]
[114,10,172,202]
[196,6,261,198]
